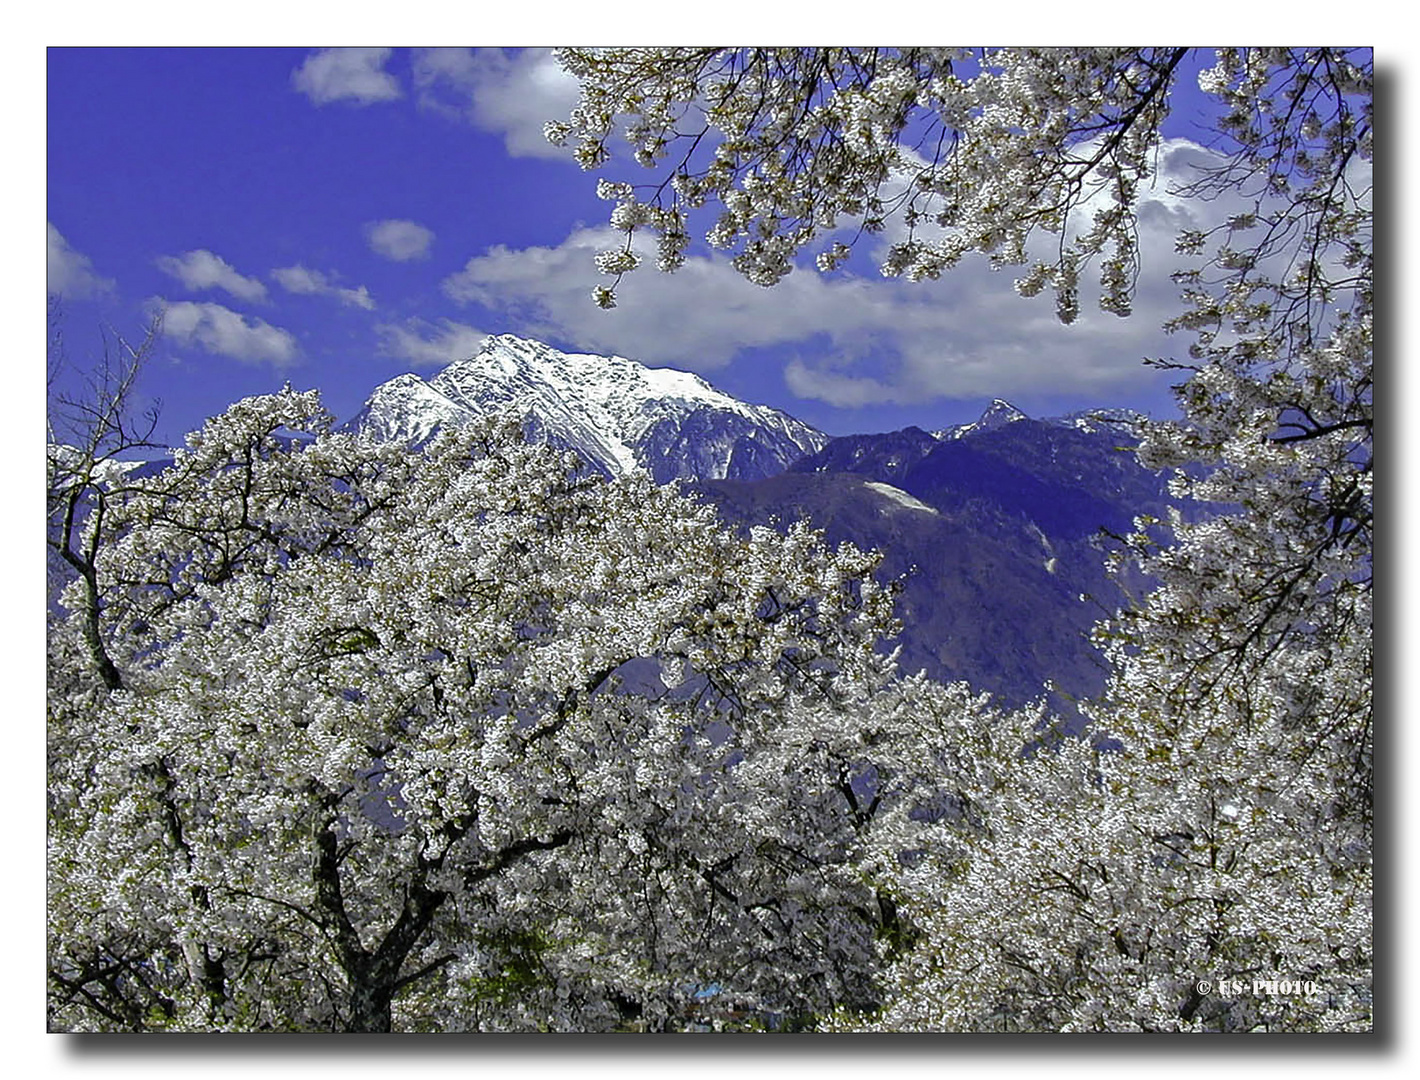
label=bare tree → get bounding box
[47,309,164,689]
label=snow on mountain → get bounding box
[1053,407,1148,435]
[863,481,938,515]
[935,398,1029,440]
[930,400,1149,441]
[347,334,828,483]
[47,444,169,485]
[349,373,469,447]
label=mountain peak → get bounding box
[936,398,1028,440]
[979,398,1028,424]
[347,335,827,483]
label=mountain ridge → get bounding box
[347,334,828,483]
[696,413,1175,708]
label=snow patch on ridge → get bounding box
[865,481,938,514]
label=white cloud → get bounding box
[376,318,490,368]
[272,265,375,309]
[157,249,268,302]
[365,219,434,262]
[784,360,899,408]
[441,225,1168,406]
[47,223,115,299]
[411,47,580,159]
[155,299,299,367]
[437,138,1262,414]
[292,48,401,106]
[409,47,477,114]
[442,227,870,369]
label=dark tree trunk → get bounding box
[345,970,395,1033]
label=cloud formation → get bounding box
[47,223,115,299]
[272,265,375,309]
[440,225,1167,407]
[411,47,580,160]
[376,318,490,368]
[365,219,434,262]
[157,249,268,303]
[155,300,299,367]
[443,227,877,366]
[438,139,1258,414]
[292,48,401,106]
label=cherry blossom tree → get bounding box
[47,312,164,660]
[551,47,1372,1031]
[549,47,1198,314]
[843,622,1370,1031]
[846,309,1371,1030]
[47,389,915,1031]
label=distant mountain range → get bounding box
[60,334,1180,710]
[695,415,1172,708]
[344,335,1174,707]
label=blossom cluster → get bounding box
[551,47,1186,317]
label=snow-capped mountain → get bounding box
[347,334,828,483]
[932,399,1146,441]
[934,398,1028,440]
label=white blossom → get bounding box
[48,391,908,1031]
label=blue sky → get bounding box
[42,45,1283,446]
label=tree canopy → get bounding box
[47,390,925,1031]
